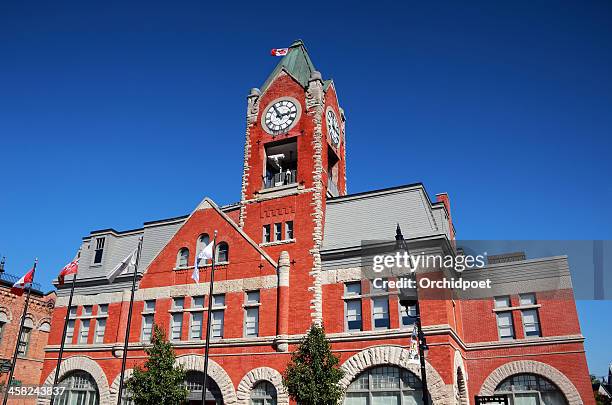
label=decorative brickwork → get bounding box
[479,360,582,405]
[236,367,289,405]
[339,345,452,405]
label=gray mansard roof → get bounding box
[322,183,452,251]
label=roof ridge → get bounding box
[260,40,317,92]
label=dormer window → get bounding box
[93,237,105,264]
[263,139,297,189]
[177,248,189,268]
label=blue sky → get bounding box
[0,0,611,375]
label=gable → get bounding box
[140,198,277,289]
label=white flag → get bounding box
[107,248,137,284]
[193,241,214,283]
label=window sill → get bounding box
[257,183,298,195]
[260,239,296,247]
[173,262,229,271]
[242,302,262,308]
[78,315,108,320]
[492,304,541,312]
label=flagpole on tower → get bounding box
[201,230,217,405]
[116,236,143,405]
[50,254,80,405]
[2,259,37,405]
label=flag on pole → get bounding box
[58,259,79,285]
[270,48,289,56]
[11,267,35,296]
[106,248,137,284]
[193,240,215,283]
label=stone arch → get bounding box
[24,314,35,328]
[175,354,237,405]
[479,360,582,405]
[109,369,134,404]
[236,367,289,405]
[339,345,451,405]
[37,356,110,405]
[454,350,469,405]
[37,317,52,332]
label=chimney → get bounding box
[436,193,455,241]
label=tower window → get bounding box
[263,139,297,189]
[285,221,294,240]
[263,225,271,243]
[274,223,282,241]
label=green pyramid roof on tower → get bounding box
[261,40,321,92]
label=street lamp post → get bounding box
[395,225,430,405]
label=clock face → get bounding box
[264,100,299,134]
[326,108,341,146]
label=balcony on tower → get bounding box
[263,139,297,190]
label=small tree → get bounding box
[126,325,188,405]
[283,324,345,405]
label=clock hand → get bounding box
[273,105,282,117]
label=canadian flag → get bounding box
[11,268,35,296]
[58,259,79,285]
[270,48,289,57]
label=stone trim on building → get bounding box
[236,366,289,405]
[56,275,278,307]
[306,72,325,325]
[338,345,452,405]
[37,355,111,405]
[175,354,238,405]
[479,360,583,405]
[454,350,469,405]
[109,368,134,404]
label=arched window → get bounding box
[250,381,277,405]
[216,242,229,263]
[56,370,100,405]
[344,366,424,405]
[183,371,223,404]
[177,248,189,268]
[0,310,9,345]
[494,374,567,405]
[17,317,34,356]
[196,234,210,266]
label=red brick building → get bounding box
[38,40,593,405]
[0,270,55,405]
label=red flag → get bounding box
[58,259,79,285]
[270,48,289,57]
[11,268,35,296]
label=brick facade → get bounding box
[0,274,55,405]
[37,41,594,405]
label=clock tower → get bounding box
[239,40,346,325]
